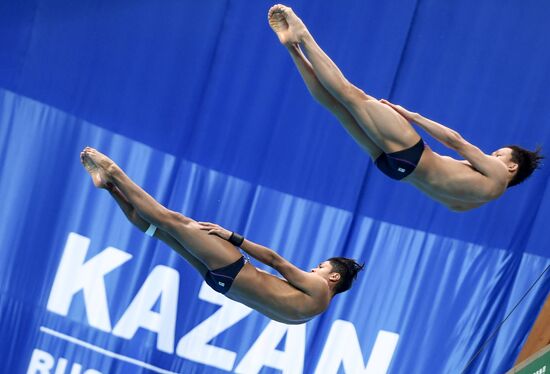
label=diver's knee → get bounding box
[364,98,382,109]
[167,210,194,228]
[152,209,187,231]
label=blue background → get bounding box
[1,0,549,373]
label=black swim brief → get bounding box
[204,256,246,294]
[375,138,425,180]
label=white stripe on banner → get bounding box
[39,326,179,374]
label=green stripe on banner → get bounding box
[507,346,550,374]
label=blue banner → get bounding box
[1,1,549,373]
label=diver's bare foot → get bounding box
[80,150,111,189]
[83,147,118,175]
[268,4,308,45]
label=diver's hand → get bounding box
[380,99,419,121]
[198,222,232,240]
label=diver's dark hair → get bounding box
[327,257,365,294]
[505,145,544,187]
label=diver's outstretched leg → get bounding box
[82,147,242,270]
[271,4,421,153]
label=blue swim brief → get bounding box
[375,138,425,180]
[204,256,246,294]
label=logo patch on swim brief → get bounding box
[398,167,406,173]
[218,282,225,287]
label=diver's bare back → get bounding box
[407,148,506,211]
[228,264,330,324]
